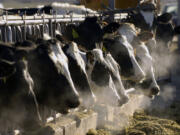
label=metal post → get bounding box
[23,11,26,41]
[109,0,115,21]
[49,10,53,37]
[42,11,45,38]
[4,11,8,43]
[178,0,180,50]
[109,0,115,9]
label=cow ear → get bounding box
[138,31,153,42]
[174,26,180,35]
[157,13,172,23]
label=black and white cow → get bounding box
[0,43,55,133]
[135,42,160,98]
[61,42,96,108]
[78,48,129,106]
[117,23,160,96]
[124,2,157,32]
[124,1,180,47]
[103,34,145,82]
[15,40,80,114]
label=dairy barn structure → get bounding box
[0,0,180,135]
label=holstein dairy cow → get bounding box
[116,22,160,97]
[125,1,180,45]
[15,40,80,114]
[104,53,129,105]
[78,48,129,106]
[134,41,160,98]
[61,41,96,108]
[156,14,180,50]
[42,34,95,108]
[124,2,157,32]
[0,43,55,133]
[103,34,145,82]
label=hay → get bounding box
[126,109,180,135]
[87,129,112,135]
[86,101,180,135]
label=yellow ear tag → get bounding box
[3,77,6,84]
[72,29,79,39]
[22,57,26,61]
[102,46,107,53]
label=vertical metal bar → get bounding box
[23,11,26,41]
[49,19,53,38]
[178,0,180,51]
[42,11,45,38]
[109,0,115,21]
[4,11,8,43]
[49,9,53,37]
[109,0,115,9]
[54,10,57,37]
[12,26,17,43]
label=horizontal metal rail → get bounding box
[0,12,127,26]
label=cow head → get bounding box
[135,43,160,98]
[85,49,127,106]
[17,40,80,114]
[74,16,103,50]
[103,34,145,83]
[88,49,111,86]
[124,1,156,31]
[62,42,96,108]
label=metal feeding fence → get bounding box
[0,8,129,43]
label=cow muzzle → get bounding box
[150,86,160,96]
[65,97,81,109]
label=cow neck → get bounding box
[140,10,154,27]
[49,43,79,96]
[66,42,87,74]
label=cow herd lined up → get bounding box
[1,1,180,134]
